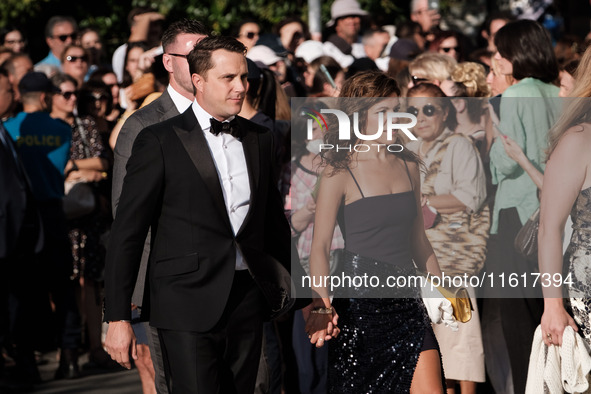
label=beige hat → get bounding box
[327,0,368,27]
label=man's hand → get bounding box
[105,321,137,369]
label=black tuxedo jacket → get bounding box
[104,109,293,332]
[0,123,42,259]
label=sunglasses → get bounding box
[53,33,77,42]
[66,55,88,63]
[411,75,429,85]
[407,104,441,117]
[105,83,120,89]
[440,46,458,53]
[241,32,259,40]
[167,53,188,59]
[58,91,77,100]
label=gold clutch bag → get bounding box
[434,285,473,323]
[419,272,473,323]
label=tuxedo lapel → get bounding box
[236,117,260,236]
[173,110,233,231]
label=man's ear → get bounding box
[192,73,204,93]
[162,54,173,73]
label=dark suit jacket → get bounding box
[111,90,180,308]
[104,108,293,332]
[0,123,42,259]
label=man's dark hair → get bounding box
[494,19,558,83]
[161,19,210,52]
[45,16,78,38]
[188,36,246,77]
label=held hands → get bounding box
[541,300,578,346]
[105,321,137,369]
[303,303,340,348]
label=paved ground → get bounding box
[29,350,143,394]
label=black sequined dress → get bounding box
[328,167,438,393]
[565,186,591,346]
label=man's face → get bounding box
[46,22,77,58]
[0,75,14,118]
[8,56,33,102]
[193,49,247,121]
[336,16,361,41]
[164,33,207,97]
[411,0,440,33]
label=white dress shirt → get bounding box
[167,85,193,113]
[192,100,250,270]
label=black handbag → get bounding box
[514,208,539,262]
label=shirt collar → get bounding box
[167,85,193,114]
[191,99,235,133]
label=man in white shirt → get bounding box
[104,35,293,393]
[109,19,209,394]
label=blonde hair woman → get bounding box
[408,52,457,89]
[540,44,591,348]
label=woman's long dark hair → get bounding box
[494,20,558,83]
[322,70,421,174]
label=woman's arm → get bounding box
[409,162,442,276]
[539,127,589,345]
[500,135,543,189]
[428,137,486,215]
[305,167,345,346]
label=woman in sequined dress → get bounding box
[539,45,591,348]
[306,70,445,393]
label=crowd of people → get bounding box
[1,0,591,393]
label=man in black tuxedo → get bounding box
[104,36,293,393]
[112,19,209,394]
[0,68,43,388]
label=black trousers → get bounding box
[158,270,265,394]
[486,208,543,394]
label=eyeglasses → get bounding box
[240,32,259,40]
[53,33,77,42]
[411,75,429,85]
[407,104,441,117]
[167,53,187,59]
[66,55,88,63]
[440,46,458,53]
[57,91,77,100]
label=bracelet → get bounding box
[311,306,333,314]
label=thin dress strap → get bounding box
[346,167,365,198]
[403,159,413,192]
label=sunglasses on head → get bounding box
[66,55,88,63]
[54,33,77,42]
[58,91,77,100]
[411,75,429,85]
[440,46,458,53]
[241,32,259,40]
[407,104,440,117]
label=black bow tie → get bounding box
[209,118,243,139]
